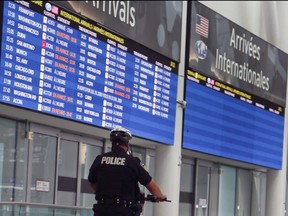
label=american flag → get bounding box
[51,5,59,15]
[196,14,209,38]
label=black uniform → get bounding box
[88,146,152,216]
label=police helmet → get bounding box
[110,127,132,143]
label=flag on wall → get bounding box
[196,14,209,38]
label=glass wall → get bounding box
[251,171,266,216]
[195,163,211,216]
[217,165,266,216]
[177,158,268,216]
[236,169,252,216]
[0,120,104,213]
[179,158,194,216]
[0,117,268,216]
[143,148,155,216]
[57,139,79,206]
[0,117,27,202]
[80,142,102,208]
[30,133,57,204]
[0,119,154,215]
[218,165,236,216]
[27,124,104,210]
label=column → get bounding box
[154,143,182,216]
[266,81,288,216]
[154,2,188,216]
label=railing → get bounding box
[0,202,94,216]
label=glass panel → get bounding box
[57,139,78,206]
[236,169,252,216]
[208,166,219,216]
[180,162,194,192]
[80,143,102,208]
[14,122,28,202]
[143,152,155,216]
[251,171,266,216]
[179,161,194,216]
[30,133,57,204]
[20,205,93,216]
[130,146,150,215]
[130,145,146,163]
[195,165,209,216]
[180,203,193,216]
[0,204,20,215]
[218,165,236,216]
[0,118,27,202]
[0,204,93,216]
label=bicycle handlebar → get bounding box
[144,194,172,203]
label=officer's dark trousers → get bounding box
[93,204,134,216]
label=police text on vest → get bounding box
[101,156,126,165]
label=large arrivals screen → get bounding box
[183,1,287,169]
[183,73,285,169]
[0,1,178,144]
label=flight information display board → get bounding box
[0,1,178,144]
[182,1,286,169]
[183,71,284,169]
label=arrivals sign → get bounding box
[55,1,182,61]
[188,2,287,107]
[183,1,287,169]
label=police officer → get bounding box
[88,127,167,216]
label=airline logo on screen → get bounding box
[195,40,207,60]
